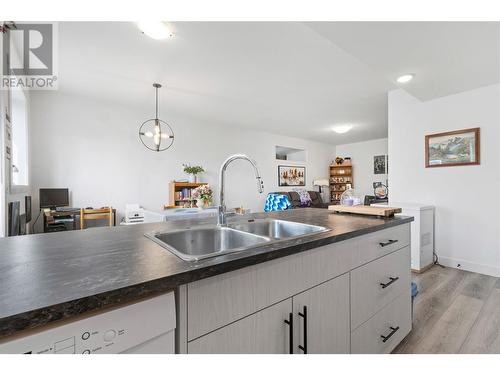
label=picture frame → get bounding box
[425,127,480,168]
[374,155,387,174]
[278,165,306,186]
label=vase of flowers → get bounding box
[183,164,205,183]
[192,184,213,209]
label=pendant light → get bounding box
[139,83,174,152]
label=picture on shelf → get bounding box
[278,165,305,186]
[374,155,387,174]
[425,127,480,167]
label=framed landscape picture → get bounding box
[278,165,305,186]
[425,127,480,168]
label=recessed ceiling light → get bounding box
[137,21,174,40]
[332,125,353,134]
[396,74,414,83]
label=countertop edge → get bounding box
[0,216,413,340]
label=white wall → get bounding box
[335,138,388,198]
[29,91,334,224]
[389,84,500,277]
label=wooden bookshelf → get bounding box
[329,164,353,204]
[167,182,208,208]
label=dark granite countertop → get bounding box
[0,208,413,339]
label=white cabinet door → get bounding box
[187,238,356,341]
[188,298,293,354]
[292,273,350,354]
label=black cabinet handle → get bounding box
[380,276,399,289]
[379,239,398,247]
[298,306,308,354]
[284,312,293,354]
[381,326,400,343]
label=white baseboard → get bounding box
[438,256,500,278]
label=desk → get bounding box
[43,208,116,233]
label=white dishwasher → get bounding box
[0,292,176,354]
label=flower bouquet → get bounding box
[192,184,213,209]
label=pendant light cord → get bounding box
[155,85,159,119]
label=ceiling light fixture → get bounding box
[332,125,353,134]
[396,74,414,83]
[139,83,175,152]
[137,21,174,40]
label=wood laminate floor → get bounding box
[394,265,500,354]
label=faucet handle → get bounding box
[257,177,264,193]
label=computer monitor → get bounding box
[39,188,69,209]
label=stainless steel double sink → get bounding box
[145,219,329,261]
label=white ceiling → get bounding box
[56,22,500,145]
[307,22,500,101]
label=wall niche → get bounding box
[275,146,306,162]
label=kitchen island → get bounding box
[0,208,413,353]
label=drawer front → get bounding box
[187,238,357,340]
[351,291,411,354]
[351,246,410,329]
[188,299,292,354]
[355,224,410,266]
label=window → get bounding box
[11,84,29,187]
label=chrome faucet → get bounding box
[217,154,264,226]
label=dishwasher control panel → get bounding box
[0,292,176,354]
[18,326,127,354]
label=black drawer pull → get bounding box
[379,239,398,247]
[380,276,399,289]
[284,312,293,354]
[298,306,308,354]
[381,326,400,343]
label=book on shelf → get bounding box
[175,188,197,201]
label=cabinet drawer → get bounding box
[351,291,411,354]
[188,299,292,354]
[355,224,410,266]
[187,238,357,340]
[351,246,410,329]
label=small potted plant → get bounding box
[191,184,213,209]
[182,164,205,183]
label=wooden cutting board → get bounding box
[328,205,402,217]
